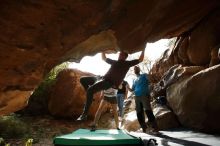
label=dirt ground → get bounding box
[4,115,94,146]
[3,112,117,146]
[3,115,220,146]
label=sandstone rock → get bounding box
[48,69,101,119]
[0,90,31,115]
[218,48,220,59]
[178,36,191,65]
[151,9,220,80]
[209,47,220,67]
[187,10,220,66]
[152,102,180,130]
[167,64,220,133]
[152,65,204,99]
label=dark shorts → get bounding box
[104,96,117,104]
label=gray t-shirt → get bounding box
[103,88,117,97]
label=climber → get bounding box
[77,46,146,121]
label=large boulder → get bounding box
[167,64,220,133]
[48,69,101,119]
[152,102,180,130]
[151,65,204,99]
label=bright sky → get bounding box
[68,39,170,76]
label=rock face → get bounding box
[149,8,220,133]
[1,0,220,115]
[152,103,180,130]
[123,98,179,131]
[151,9,220,81]
[48,69,101,119]
[167,65,220,133]
[0,90,31,116]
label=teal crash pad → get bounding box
[53,129,142,146]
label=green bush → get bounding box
[31,62,69,99]
[0,115,29,139]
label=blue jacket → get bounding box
[132,73,149,96]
